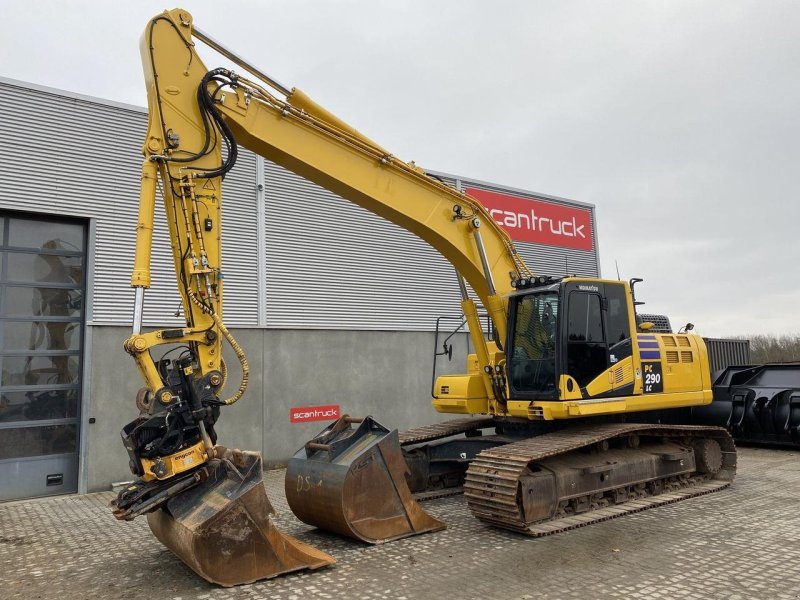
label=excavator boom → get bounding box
[115,7,521,583]
[112,8,736,585]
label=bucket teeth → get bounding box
[286,416,446,544]
[145,447,334,586]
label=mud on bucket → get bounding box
[285,415,446,544]
[146,447,334,586]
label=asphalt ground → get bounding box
[2,446,800,600]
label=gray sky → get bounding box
[2,1,798,337]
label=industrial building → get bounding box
[0,76,600,501]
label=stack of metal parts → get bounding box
[692,364,800,447]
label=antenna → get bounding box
[615,260,621,280]
[565,255,569,275]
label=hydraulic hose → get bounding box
[186,288,248,405]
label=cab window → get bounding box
[605,283,632,363]
[566,292,607,387]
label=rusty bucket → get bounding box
[285,416,446,544]
[146,447,335,586]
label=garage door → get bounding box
[0,213,86,501]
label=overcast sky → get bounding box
[2,1,798,337]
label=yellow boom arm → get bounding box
[128,8,531,406]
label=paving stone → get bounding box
[1,447,800,599]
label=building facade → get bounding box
[0,77,599,500]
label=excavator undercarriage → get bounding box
[463,423,735,535]
[288,416,736,541]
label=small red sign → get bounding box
[290,404,341,423]
[466,187,593,251]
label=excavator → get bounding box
[111,8,737,586]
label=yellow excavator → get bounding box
[112,8,736,586]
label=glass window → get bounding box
[508,292,559,394]
[1,355,80,386]
[6,252,84,285]
[0,389,79,423]
[3,286,83,318]
[1,321,81,351]
[0,424,78,459]
[568,293,603,342]
[605,284,631,344]
[8,218,84,251]
[567,292,608,388]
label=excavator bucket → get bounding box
[285,416,446,543]
[146,447,334,587]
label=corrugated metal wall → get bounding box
[262,163,600,330]
[262,159,464,330]
[1,78,600,332]
[0,79,259,327]
[131,151,259,327]
[704,338,752,373]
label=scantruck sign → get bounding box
[466,187,593,251]
[290,404,341,423]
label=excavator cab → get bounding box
[506,278,637,402]
[431,276,689,419]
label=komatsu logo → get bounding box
[577,284,599,292]
[465,187,594,251]
[488,209,586,240]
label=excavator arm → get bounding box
[113,7,533,584]
[129,9,531,418]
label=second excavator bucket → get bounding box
[146,447,335,587]
[285,416,446,544]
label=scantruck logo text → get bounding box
[465,187,593,251]
[290,404,341,423]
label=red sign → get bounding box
[466,187,593,251]
[290,404,341,423]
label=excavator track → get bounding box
[400,417,497,501]
[465,423,736,536]
[399,416,496,446]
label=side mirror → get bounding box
[639,322,654,331]
[440,342,453,361]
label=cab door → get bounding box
[565,289,608,391]
[604,282,634,394]
[563,281,633,397]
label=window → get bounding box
[508,292,559,394]
[566,292,607,387]
[567,293,603,342]
[0,213,86,501]
[605,283,630,344]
